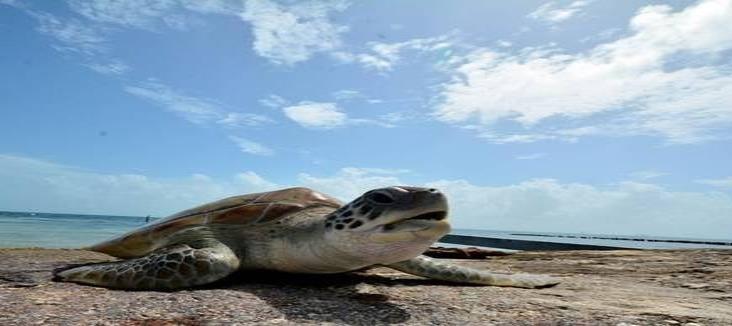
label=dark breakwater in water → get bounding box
[512,232,732,247]
[449,229,732,250]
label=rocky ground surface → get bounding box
[0,248,731,325]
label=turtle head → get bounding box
[324,186,451,265]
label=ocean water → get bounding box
[1,211,731,250]
[0,211,148,248]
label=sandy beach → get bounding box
[1,248,731,325]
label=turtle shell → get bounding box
[89,187,342,258]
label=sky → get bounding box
[1,0,731,239]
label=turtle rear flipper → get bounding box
[54,243,240,290]
[387,255,560,289]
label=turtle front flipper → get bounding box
[54,243,240,290]
[386,255,560,289]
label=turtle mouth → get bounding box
[407,211,447,221]
[383,211,447,231]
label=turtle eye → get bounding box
[366,192,394,204]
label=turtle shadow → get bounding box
[207,270,459,325]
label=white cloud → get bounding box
[380,111,410,123]
[528,0,591,24]
[125,81,223,124]
[259,94,288,108]
[0,0,25,8]
[217,112,274,127]
[436,0,732,144]
[125,81,273,127]
[282,101,393,129]
[84,60,130,75]
[340,167,411,176]
[180,0,243,15]
[240,0,349,65]
[34,13,107,56]
[515,153,546,160]
[629,170,668,180]
[479,133,565,144]
[334,34,454,72]
[13,9,133,77]
[580,27,621,44]
[12,0,256,82]
[496,40,512,48]
[73,0,173,29]
[68,0,185,31]
[18,0,400,75]
[298,168,405,201]
[0,154,279,216]
[283,102,347,129]
[236,171,279,189]
[696,177,732,188]
[13,3,273,130]
[331,89,385,104]
[229,136,275,156]
[67,0,242,31]
[332,89,363,100]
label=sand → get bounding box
[1,248,731,325]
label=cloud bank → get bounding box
[436,0,732,144]
[2,155,730,239]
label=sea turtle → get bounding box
[54,186,559,290]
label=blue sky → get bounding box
[1,0,731,238]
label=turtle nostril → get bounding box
[428,188,438,193]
